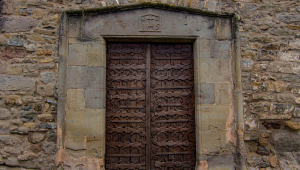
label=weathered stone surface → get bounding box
[260,114,291,120]
[199,105,230,131]
[37,114,54,121]
[268,62,300,75]
[242,59,253,71]
[0,61,8,74]
[249,101,270,113]
[87,42,106,67]
[67,66,86,89]
[215,83,231,104]
[285,121,300,131]
[0,135,22,145]
[0,46,27,59]
[28,133,45,144]
[272,132,300,152]
[195,83,215,104]
[85,89,105,109]
[198,58,231,83]
[207,154,235,170]
[33,29,56,36]
[67,66,105,89]
[20,111,36,122]
[215,18,232,40]
[66,109,105,137]
[43,142,56,154]
[293,107,300,118]
[210,40,231,58]
[0,16,37,33]
[69,43,87,66]
[40,72,55,84]
[37,83,54,96]
[39,123,56,129]
[269,156,278,168]
[287,84,300,94]
[0,75,36,92]
[7,39,24,47]
[66,89,84,110]
[0,108,12,120]
[65,136,86,150]
[262,120,281,129]
[277,13,300,25]
[258,137,268,147]
[83,8,215,39]
[270,103,294,114]
[279,51,300,62]
[288,41,300,49]
[256,146,270,156]
[5,95,22,105]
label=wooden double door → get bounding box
[106,43,195,170]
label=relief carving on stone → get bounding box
[139,14,161,32]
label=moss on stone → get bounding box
[65,2,234,18]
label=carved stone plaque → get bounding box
[139,14,161,32]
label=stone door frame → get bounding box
[57,4,245,169]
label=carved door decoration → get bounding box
[106,43,195,170]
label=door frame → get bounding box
[56,5,245,169]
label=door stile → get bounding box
[145,44,151,170]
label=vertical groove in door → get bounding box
[145,44,151,170]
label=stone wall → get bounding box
[0,0,299,170]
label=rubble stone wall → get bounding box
[0,0,299,169]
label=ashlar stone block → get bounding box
[65,136,86,150]
[85,66,106,89]
[66,89,85,110]
[68,43,87,66]
[66,109,105,137]
[198,58,231,83]
[215,18,232,40]
[199,39,210,58]
[85,89,106,109]
[68,66,87,89]
[195,83,215,104]
[215,83,231,104]
[201,130,220,154]
[68,66,106,89]
[210,40,231,58]
[87,42,106,67]
[199,105,231,131]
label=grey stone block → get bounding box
[67,66,87,89]
[0,16,37,33]
[41,72,55,84]
[210,40,231,58]
[68,66,105,89]
[199,58,231,83]
[272,132,300,152]
[195,83,215,104]
[208,154,235,170]
[68,43,87,66]
[0,75,36,92]
[85,89,105,109]
[68,15,82,38]
[215,18,232,40]
[86,66,106,89]
[199,39,210,58]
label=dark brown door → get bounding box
[106,43,195,170]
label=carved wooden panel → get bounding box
[106,43,148,169]
[150,44,195,170]
[106,43,195,170]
